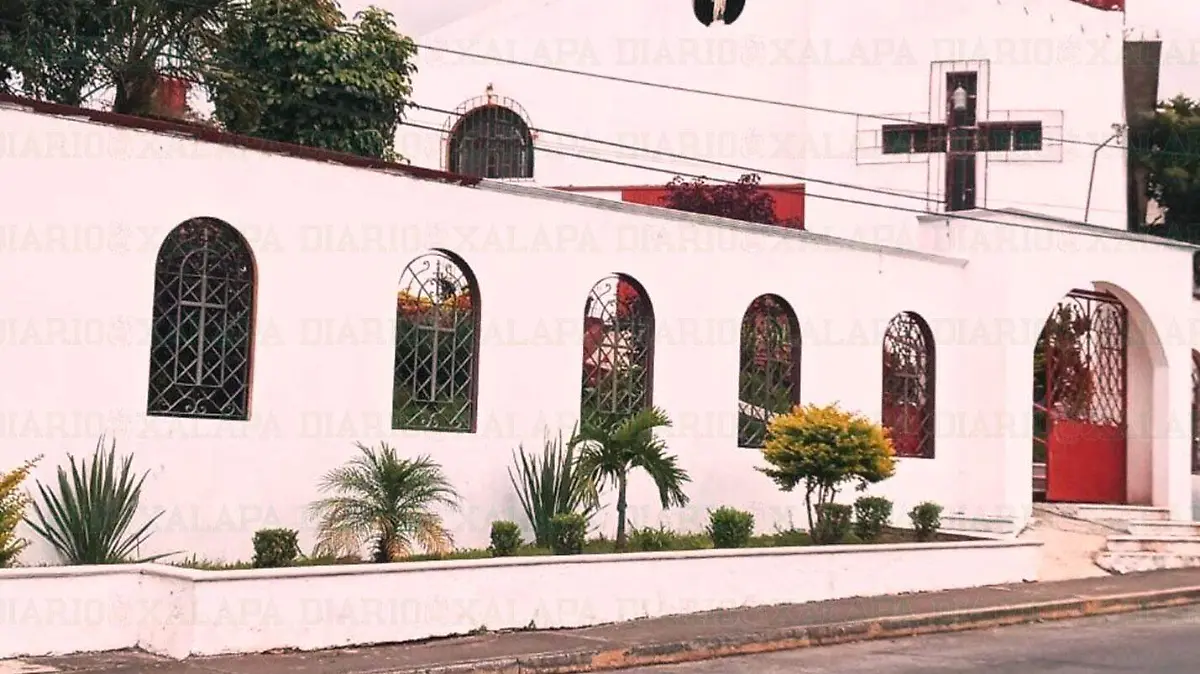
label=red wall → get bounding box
[618,185,805,230]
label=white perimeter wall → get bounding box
[0,103,1192,567]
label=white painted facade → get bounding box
[0,541,1039,659]
[402,0,1130,242]
[0,101,1194,566]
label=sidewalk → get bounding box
[12,568,1200,674]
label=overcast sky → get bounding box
[342,0,497,35]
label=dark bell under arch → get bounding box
[694,0,746,26]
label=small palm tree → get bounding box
[571,407,691,550]
[308,442,461,562]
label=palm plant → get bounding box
[24,436,167,565]
[571,407,691,550]
[508,429,599,547]
[308,442,461,562]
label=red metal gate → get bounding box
[1032,290,1128,504]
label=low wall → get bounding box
[0,540,1041,660]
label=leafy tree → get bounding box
[571,407,691,551]
[0,0,229,114]
[206,0,416,160]
[662,173,800,226]
[308,442,460,562]
[1130,95,1200,242]
[757,403,896,532]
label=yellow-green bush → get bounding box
[0,456,41,567]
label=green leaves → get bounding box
[307,442,460,562]
[24,436,167,565]
[1131,94,1200,241]
[207,0,417,160]
[507,430,598,547]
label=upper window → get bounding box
[147,218,256,420]
[447,102,534,179]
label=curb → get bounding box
[389,585,1200,674]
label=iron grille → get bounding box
[147,218,255,420]
[581,275,654,430]
[1192,351,1200,474]
[881,312,936,458]
[448,105,534,179]
[737,294,801,448]
[1036,291,1127,427]
[393,252,479,432]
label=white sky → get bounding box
[340,0,498,35]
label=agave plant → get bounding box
[508,429,599,547]
[308,442,461,562]
[24,436,167,565]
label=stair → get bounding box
[1103,536,1200,554]
[941,514,1019,538]
[1060,504,1171,523]
[1125,520,1200,538]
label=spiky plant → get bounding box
[508,429,599,547]
[25,436,167,565]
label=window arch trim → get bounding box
[146,216,257,421]
[881,311,937,459]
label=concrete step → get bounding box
[941,514,1019,536]
[1104,535,1200,554]
[1125,520,1200,538]
[1094,551,1200,574]
[940,529,1011,540]
[1063,504,1171,523]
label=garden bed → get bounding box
[0,535,1041,661]
[173,526,977,570]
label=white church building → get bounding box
[2,0,1199,566]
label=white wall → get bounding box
[404,0,1128,243]
[0,541,1040,659]
[0,103,1192,567]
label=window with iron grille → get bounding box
[393,250,480,432]
[147,218,255,420]
[737,294,801,448]
[448,105,534,179]
[581,275,654,431]
[881,312,936,459]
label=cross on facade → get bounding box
[880,70,1045,212]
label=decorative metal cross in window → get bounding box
[880,71,1044,212]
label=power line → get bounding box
[413,43,1122,151]
[401,119,1177,249]
[410,102,932,204]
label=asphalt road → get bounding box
[627,605,1200,673]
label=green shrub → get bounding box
[252,528,299,568]
[548,513,587,555]
[628,524,677,552]
[707,506,755,549]
[810,503,852,545]
[0,456,39,568]
[852,496,893,542]
[508,431,598,547]
[909,502,943,542]
[489,520,523,557]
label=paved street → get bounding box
[629,605,1200,673]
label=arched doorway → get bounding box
[1032,289,1128,504]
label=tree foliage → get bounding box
[1130,95,1200,242]
[0,0,229,114]
[662,173,800,226]
[757,403,895,532]
[0,455,40,568]
[206,0,416,160]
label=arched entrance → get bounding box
[1032,289,1128,504]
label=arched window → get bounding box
[147,218,256,420]
[881,311,936,458]
[1192,350,1200,474]
[393,250,481,432]
[448,104,534,179]
[737,294,801,447]
[581,274,654,430]
[694,0,746,25]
